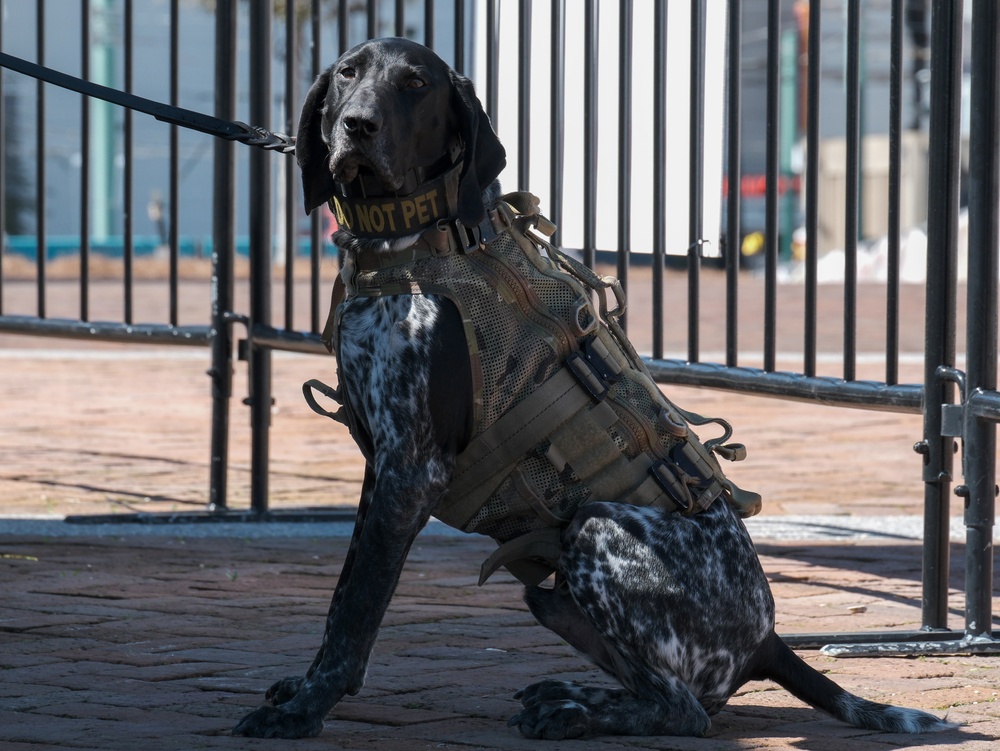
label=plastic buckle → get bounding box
[648,460,692,511]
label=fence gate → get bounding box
[0,0,997,655]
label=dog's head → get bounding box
[296,37,506,229]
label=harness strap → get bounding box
[436,366,593,529]
[478,528,563,586]
[302,379,347,425]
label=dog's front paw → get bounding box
[231,705,324,739]
[508,700,591,740]
[265,675,305,706]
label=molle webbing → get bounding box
[323,194,761,586]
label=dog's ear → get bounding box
[449,71,506,227]
[296,68,336,214]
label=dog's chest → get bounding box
[336,294,443,455]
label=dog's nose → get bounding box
[342,111,382,139]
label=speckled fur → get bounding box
[232,38,955,741]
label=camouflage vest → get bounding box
[313,193,761,586]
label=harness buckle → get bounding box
[449,220,481,253]
[565,335,624,402]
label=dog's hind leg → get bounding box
[515,581,711,738]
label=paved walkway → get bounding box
[1,270,998,749]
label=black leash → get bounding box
[0,51,295,153]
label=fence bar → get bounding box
[647,359,922,413]
[724,0,740,368]
[0,316,211,345]
[367,0,378,40]
[763,0,779,372]
[548,0,565,245]
[248,0,274,516]
[284,0,296,332]
[454,0,465,73]
[843,0,860,382]
[339,0,348,54]
[35,0,46,319]
[424,0,434,48]
[0,8,4,315]
[616,0,633,329]
[80,0,90,322]
[803,0,819,377]
[687,0,704,363]
[310,0,323,334]
[919,0,963,630]
[885,0,903,386]
[518,0,532,190]
[208,0,238,512]
[486,0,497,126]
[962,0,999,640]
[169,0,180,327]
[652,1,666,359]
[396,0,405,36]
[582,0,598,270]
[123,0,133,325]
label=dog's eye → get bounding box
[339,67,356,80]
[407,76,426,89]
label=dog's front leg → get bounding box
[232,465,444,739]
[259,463,378,707]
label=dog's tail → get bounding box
[757,631,956,733]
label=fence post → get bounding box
[208,0,237,512]
[248,0,274,516]
[962,0,999,639]
[918,0,963,631]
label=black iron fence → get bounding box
[0,0,996,653]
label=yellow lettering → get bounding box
[380,203,398,232]
[356,205,372,233]
[332,197,353,229]
[423,189,439,223]
[368,205,385,233]
[401,199,417,228]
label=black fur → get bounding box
[232,38,955,740]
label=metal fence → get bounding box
[0,0,996,653]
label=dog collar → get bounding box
[329,148,462,239]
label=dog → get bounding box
[232,37,953,740]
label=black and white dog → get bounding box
[232,37,953,740]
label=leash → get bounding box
[0,51,295,153]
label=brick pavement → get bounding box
[2,533,999,750]
[1,268,999,748]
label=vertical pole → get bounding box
[763,0,779,373]
[169,0,180,326]
[123,0,133,325]
[249,0,274,516]
[885,0,904,386]
[803,0,820,377]
[208,0,237,513]
[549,0,565,245]
[843,0,861,382]
[518,0,532,191]
[617,0,633,330]
[80,0,91,322]
[725,0,742,369]
[582,0,598,270]
[652,1,666,360]
[919,0,963,630]
[687,0,704,363]
[36,0,46,319]
[962,0,998,639]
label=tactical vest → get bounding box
[308,193,761,586]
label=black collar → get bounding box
[328,160,464,240]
